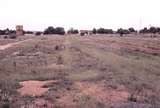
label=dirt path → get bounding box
[61,36,73,67]
[0,38,33,51]
[0,44,13,50]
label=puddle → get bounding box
[17,80,57,96]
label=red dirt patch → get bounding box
[17,80,57,96]
[56,81,129,107]
[74,81,129,102]
[56,92,77,107]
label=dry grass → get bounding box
[68,70,100,81]
[0,34,160,108]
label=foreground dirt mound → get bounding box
[17,80,58,96]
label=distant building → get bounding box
[16,25,24,36]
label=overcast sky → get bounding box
[0,0,159,31]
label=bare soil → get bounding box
[0,34,160,108]
[17,80,57,96]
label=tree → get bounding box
[149,27,157,34]
[9,30,16,34]
[43,26,55,34]
[92,28,97,34]
[104,29,113,34]
[96,28,113,34]
[139,27,148,33]
[156,27,160,33]
[117,28,130,36]
[55,27,65,35]
[117,28,124,36]
[97,28,105,34]
[128,27,136,33]
[0,29,16,35]
[73,29,79,34]
[44,26,65,35]
[67,28,79,34]
[0,30,5,35]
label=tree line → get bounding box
[1,26,160,36]
[0,28,16,35]
[92,27,160,36]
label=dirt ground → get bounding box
[0,34,160,108]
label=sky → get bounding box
[0,0,160,31]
